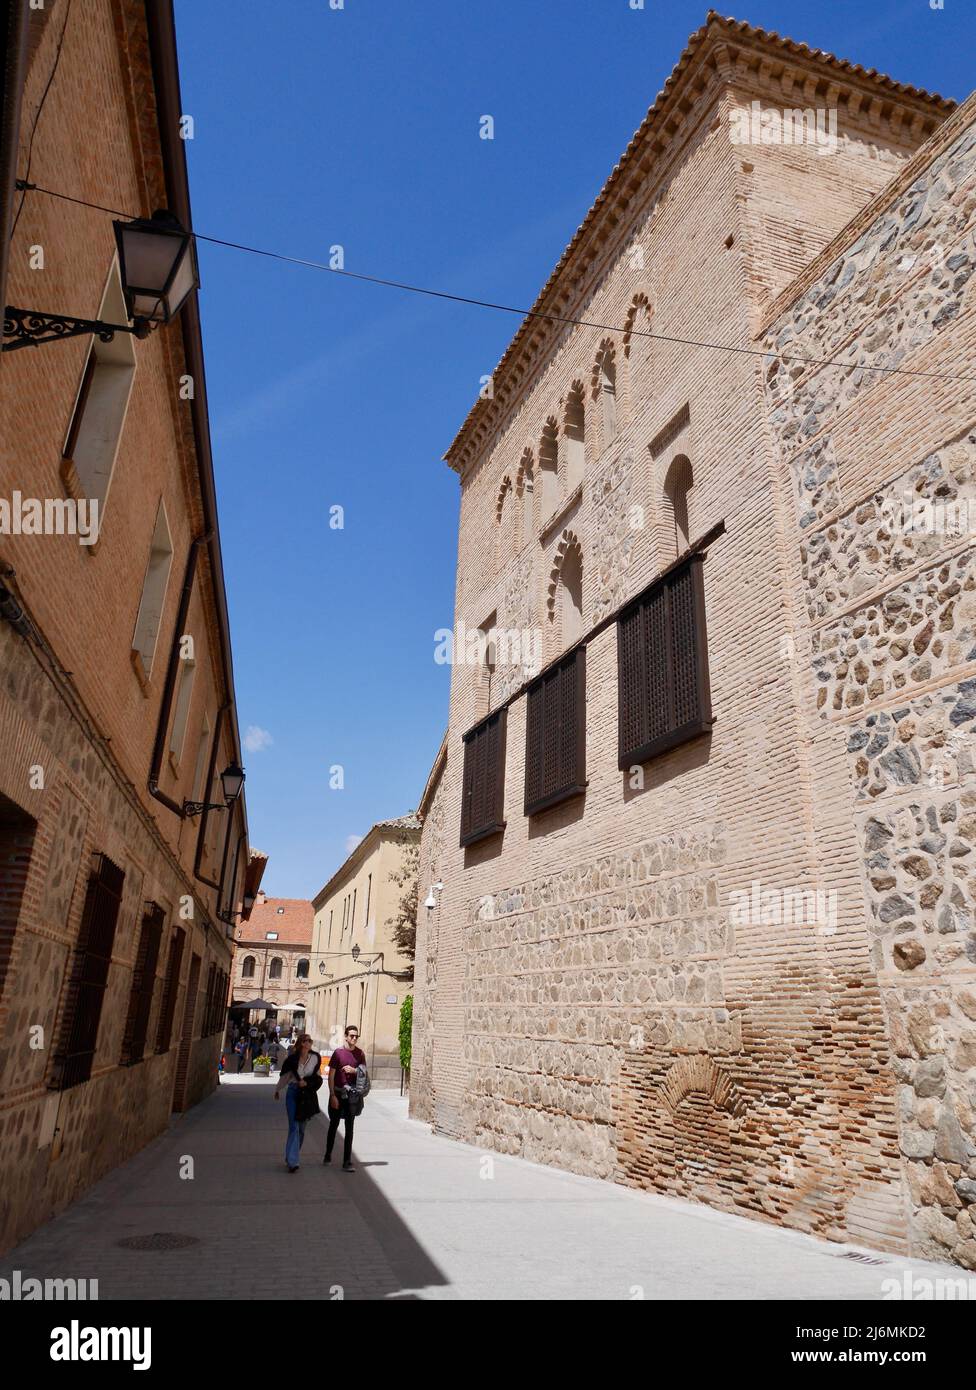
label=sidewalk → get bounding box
[0,1077,963,1300]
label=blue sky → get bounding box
[173,0,973,899]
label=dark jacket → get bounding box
[279,1051,323,1122]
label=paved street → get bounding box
[0,1077,963,1301]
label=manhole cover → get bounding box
[116,1233,200,1251]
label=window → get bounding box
[155,926,186,1053]
[328,908,334,948]
[517,449,535,547]
[475,610,497,716]
[269,957,283,981]
[350,887,357,938]
[594,342,618,448]
[52,854,125,1089]
[563,384,585,492]
[359,981,367,1027]
[0,793,36,1004]
[617,552,712,770]
[276,906,284,914]
[297,958,309,980]
[131,501,173,680]
[61,259,137,512]
[460,708,507,847]
[242,954,256,979]
[169,655,196,763]
[663,455,694,557]
[119,902,165,1066]
[190,712,211,806]
[539,418,559,515]
[524,648,586,816]
[265,931,278,941]
[364,873,371,926]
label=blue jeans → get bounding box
[285,1086,306,1168]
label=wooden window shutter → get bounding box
[53,854,126,1090]
[524,647,586,816]
[154,926,186,1054]
[460,708,507,847]
[120,902,165,1066]
[617,552,712,770]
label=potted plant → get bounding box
[252,1054,272,1076]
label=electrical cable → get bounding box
[14,179,976,386]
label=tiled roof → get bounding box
[375,812,421,832]
[236,895,313,948]
[443,11,955,473]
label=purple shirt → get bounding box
[330,1046,365,1090]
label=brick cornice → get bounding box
[444,13,955,484]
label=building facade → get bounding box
[0,0,261,1253]
[308,814,419,1086]
[412,14,976,1269]
[230,892,313,1033]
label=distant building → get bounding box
[231,891,313,1034]
[412,14,976,1271]
[308,815,419,1085]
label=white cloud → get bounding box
[243,725,274,753]
[344,834,363,855]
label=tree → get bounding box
[387,836,419,966]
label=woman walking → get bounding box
[274,1033,322,1172]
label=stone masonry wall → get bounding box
[763,95,976,1269]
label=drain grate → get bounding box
[116,1232,200,1251]
[837,1250,887,1266]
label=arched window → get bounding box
[663,454,694,556]
[517,449,535,547]
[269,956,283,981]
[539,418,559,517]
[547,531,584,650]
[242,955,255,980]
[592,341,618,448]
[496,475,514,566]
[296,958,310,980]
[563,384,585,492]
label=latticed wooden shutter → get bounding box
[460,709,507,847]
[524,647,586,816]
[617,552,712,769]
[53,854,125,1090]
[154,926,186,1054]
[120,902,165,1066]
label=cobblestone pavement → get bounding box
[0,1077,964,1300]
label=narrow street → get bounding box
[0,1079,959,1302]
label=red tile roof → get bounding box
[236,894,313,948]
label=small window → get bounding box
[276,906,284,914]
[460,708,507,848]
[169,655,196,763]
[154,927,186,1054]
[131,500,174,680]
[119,902,165,1067]
[52,854,126,1089]
[269,957,283,981]
[242,954,256,980]
[617,552,712,770]
[296,958,310,980]
[62,259,137,513]
[265,931,278,941]
[524,648,586,817]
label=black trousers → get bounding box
[325,1096,355,1165]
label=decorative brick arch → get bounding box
[495,474,513,522]
[623,290,654,358]
[590,338,617,400]
[661,1054,746,1118]
[546,529,583,622]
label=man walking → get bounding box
[323,1025,366,1172]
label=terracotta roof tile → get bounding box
[236,895,313,948]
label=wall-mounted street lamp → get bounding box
[183,762,245,818]
[3,205,199,352]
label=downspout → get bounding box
[0,1,30,323]
[148,532,210,816]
